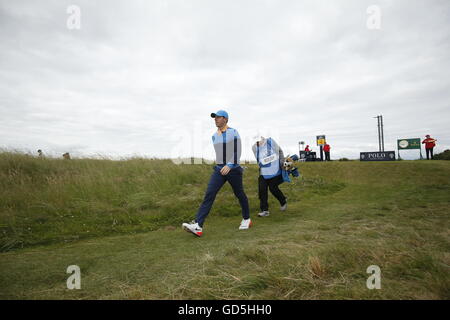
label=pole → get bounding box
[320,145,324,161]
[376,116,381,152]
[380,115,385,152]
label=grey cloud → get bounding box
[1,0,449,160]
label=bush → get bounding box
[433,149,450,160]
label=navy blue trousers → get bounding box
[196,166,250,227]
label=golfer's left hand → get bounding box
[220,165,231,175]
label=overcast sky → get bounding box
[1,0,449,161]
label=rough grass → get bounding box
[0,151,449,299]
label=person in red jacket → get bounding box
[304,145,311,152]
[323,143,331,161]
[422,135,437,160]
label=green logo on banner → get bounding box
[398,138,421,150]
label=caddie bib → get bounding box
[260,153,279,165]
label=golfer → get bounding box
[182,110,251,237]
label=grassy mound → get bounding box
[0,151,449,299]
[434,149,450,160]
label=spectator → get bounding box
[323,143,331,161]
[422,135,437,160]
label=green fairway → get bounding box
[0,152,449,299]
